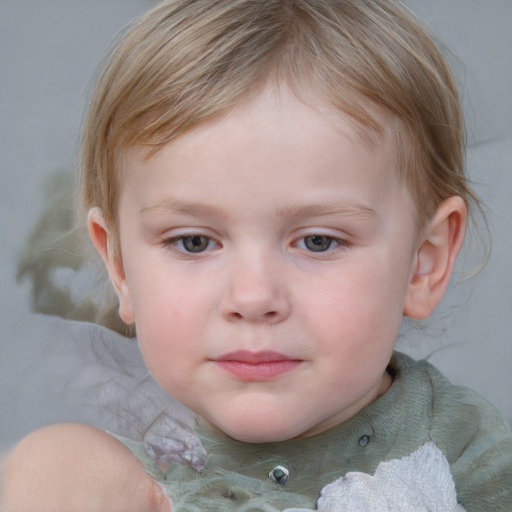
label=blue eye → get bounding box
[303,235,335,252]
[175,235,213,253]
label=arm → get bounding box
[1,423,171,512]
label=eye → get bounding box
[167,235,217,253]
[180,235,212,253]
[295,234,346,253]
[303,235,335,252]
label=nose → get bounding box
[220,251,291,324]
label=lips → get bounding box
[212,350,302,381]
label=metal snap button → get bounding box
[358,434,370,447]
[269,465,289,484]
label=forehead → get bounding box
[117,87,412,223]
[126,84,396,177]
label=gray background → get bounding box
[1,0,511,449]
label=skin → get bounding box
[91,86,466,443]
[1,86,466,510]
[0,423,171,512]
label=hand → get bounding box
[1,423,172,512]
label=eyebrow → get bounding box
[140,198,229,219]
[140,197,377,220]
[275,202,377,220]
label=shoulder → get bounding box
[1,423,167,511]
[392,352,512,511]
[2,423,150,481]
[392,352,511,441]
[4,423,131,460]
[392,352,512,455]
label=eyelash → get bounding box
[161,233,348,256]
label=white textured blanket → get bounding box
[284,442,466,512]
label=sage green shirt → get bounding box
[115,352,512,511]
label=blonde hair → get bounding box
[79,0,480,250]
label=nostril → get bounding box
[227,310,280,322]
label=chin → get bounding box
[217,417,306,444]
[228,430,294,444]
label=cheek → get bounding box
[123,262,215,382]
[302,254,411,351]
[124,248,211,326]
[132,279,202,349]
[134,303,200,399]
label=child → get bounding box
[2,0,511,510]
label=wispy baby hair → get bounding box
[79,0,480,253]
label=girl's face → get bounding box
[100,87,422,442]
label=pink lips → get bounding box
[213,350,302,381]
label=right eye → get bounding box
[302,235,335,252]
[164,235,218,254]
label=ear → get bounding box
[403,196,467,320]
[87,207,135,324]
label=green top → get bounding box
[115,352,512,511]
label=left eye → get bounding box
[171,235,216,253]
[300,235,337,252]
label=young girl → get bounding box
[2,0,511,510]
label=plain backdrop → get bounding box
[1,0,511,449]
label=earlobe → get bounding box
[403,197,467,320]
[87,208,135,324]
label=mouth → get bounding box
[212,350,303,381]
